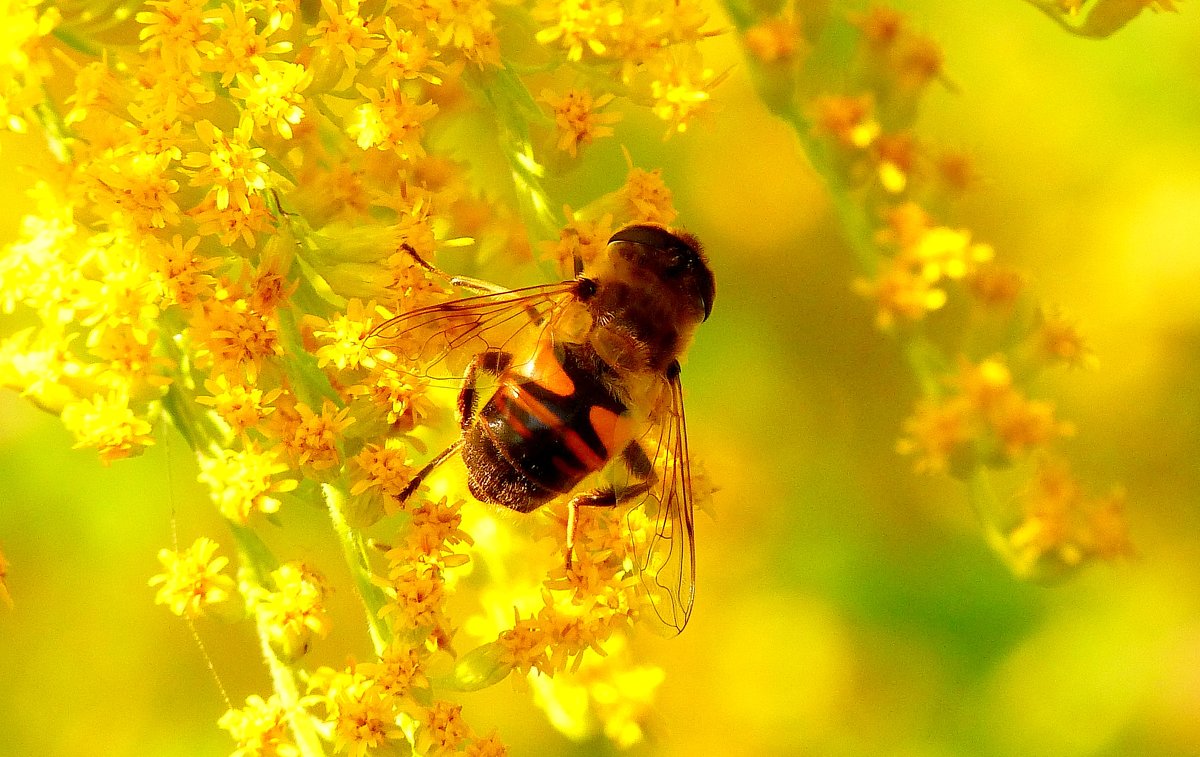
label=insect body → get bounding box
[368,224,714,631]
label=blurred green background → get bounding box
[3,2,1200,755]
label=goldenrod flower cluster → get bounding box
[729,1,1144,581]
[1,0,723,753]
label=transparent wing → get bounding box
[365,281,581,381]
[627,365,697,635]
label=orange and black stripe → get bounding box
[475,343,631,502]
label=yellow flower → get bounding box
[743,4,807,64]
[306,298,379,371]
[648,49,724,136]
[375,18,444,85]
[618,164,678,225]
[60,387,155,465]
[350,366,437,434]
[497,610,550,677]
[231,59,312,139]
[347,86,439,159]
[197,443,298,523]
[198,374,282,437]
[895,397,975,475]
[1034,306,1099,369]
[541,88,621,157]
[279,399,354,473]
[183,118,271,215]
[423,0,501,67]
[539,209,613,273]
[190,296,282,381]
[407,497,475,557]
[416,700,473,756]
[533,0,622,61]
[146,234,222,309]
[348,441,417,502]
[464,731,508,757]
[149,537,235,619]
[137,0,209,68]
[1006,457,1134,578]
[812,93,880,149]
[0,0,59,132]
[199,3,294,87]
[218,694,298,757]
[528,636,663,748]
[898,356,1076,474]
[250,562,332,660]
[358,639,431,698]
[378,558,448,631]
[309,0,383,86]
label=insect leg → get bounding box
[458,350,512,430]
[399,243,507,295]
[398,438,464,503]
[565,442,656,568]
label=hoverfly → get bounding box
[366,224,714,632]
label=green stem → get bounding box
[322,483,390,654]
[967,467,1016,569]
[227,524,326,755]
[256,597,328,757]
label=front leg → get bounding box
[565,442,656,568]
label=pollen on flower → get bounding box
[149,537,235,619]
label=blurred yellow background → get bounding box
[3,2,1200,755]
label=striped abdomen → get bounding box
[462,342,632,512]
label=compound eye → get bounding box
[609,224,677,249]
